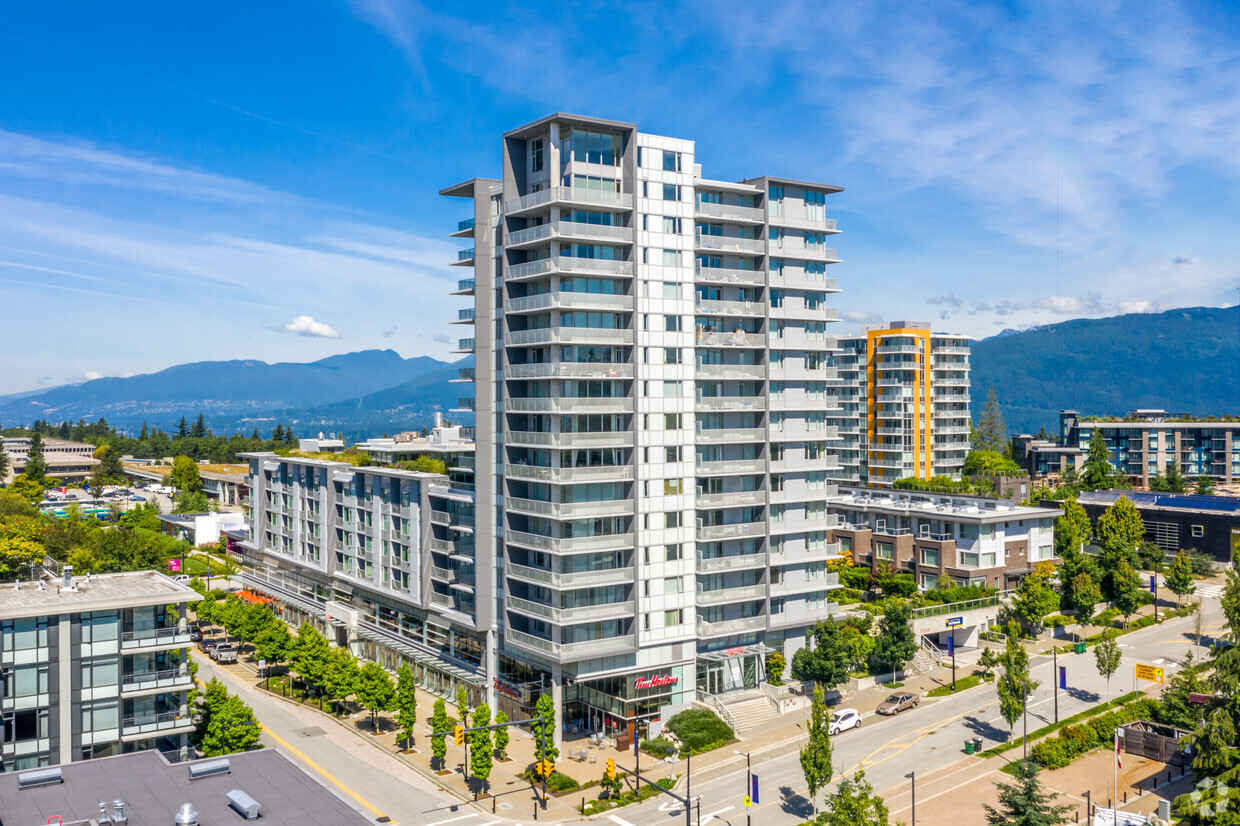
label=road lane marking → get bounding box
[424,816,477,826]
[261,725,396,823]
[609,815,638,826]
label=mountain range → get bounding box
[2,305,1236,441]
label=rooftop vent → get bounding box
[226,789,262,820]
[114,798,129,824]
[187,757,231,780]
[17,766,63,789]
[175,802,200,826]
[63,564,73,589]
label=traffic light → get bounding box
[538,760,555,778]
[454,724,465,746]
[606,758,615,781]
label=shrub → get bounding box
[546,771,579,792]
[1027,699,1161,770]
[840,567,872,591]
[665,709,734,754]
[640,737,677,757]
[921,583,996,605]
[1042,615,1072,627]
[1093,608,1120,627]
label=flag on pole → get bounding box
[1115,731,1122,769]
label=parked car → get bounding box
[211,643,238,663]
[828,708,863,735]
[199,638,217,655]
[189,625,204,642]
[129,494,147,502]
[876,693,920,715]
[172,574,191,584]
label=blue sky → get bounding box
[3,0,1239,393]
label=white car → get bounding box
[172,575,192,584]
[828,708,862,735]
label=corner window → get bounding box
[876,542,894,560]
[531,139,544,172]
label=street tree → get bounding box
[170,456,202,494]
[790,617,853,688]
[799,683,834,816]
[1081,430,1114,490]
[978,646,1000,681]
[493,709,509,760]
[456,683,470,723]
[291,624,331,703]
[1094,630,1122,703]
[469,703,493,794]
[1011,563,1059,630]
[197,679,262,757]
[323,647,359,716]
[25,432,46,483]
[395,662,418,751]
[1111,558,1142,627]
[820,766,892,826]
[430,697,449,769]
[1097,496,1144,598]
[252,619,292,670]
[0,535,44,578]
[1068,571,1102,641]
[997,621,1039,748]
[983,759,1072,826]
[356,662,396,734]
[1166,550,1198,605]
[872,600,917,677]
[1159,651,1209,730]
[530,692,558,763]
[1054,498,1092,558]
[0,440,10,481]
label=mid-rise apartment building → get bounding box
[231,448,494,707]
[443,113,846,737]
[826,487,1058,590]
[0,570,199,771]
[1013,409,1240,487]
[832,323,971,487]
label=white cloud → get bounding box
[1174,255,1195,265]
[841,310,883,323]
[432,333,451,344]
[282,316,341,339]
[1032,294,1105,315]
[927,293,964,308]
[84,371,102,380]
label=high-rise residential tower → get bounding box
[833,322,971,488]
[445,114,845,740]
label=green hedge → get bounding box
[665,709,734,754]
[640,737,677,757]
[1026,698,1161,770]
[546,771,580,792]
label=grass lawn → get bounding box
[927,674,986,696]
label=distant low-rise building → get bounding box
[157,511,248,547]
[298,433,346,453]
[827,486,1059,590]
[0,569,200,771]
[1014,409,1240,488]
[2,437,99,484]
[1066,490,1240,565]
[122,462,248,508]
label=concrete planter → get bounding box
[845,670,906,693]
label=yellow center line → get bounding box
[193,673,395,823]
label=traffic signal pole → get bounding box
[430,713,551,809]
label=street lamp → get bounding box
[905,771,916,826]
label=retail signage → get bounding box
[725,646,747,657]
[945,616,964,628]
[634,674,679,690]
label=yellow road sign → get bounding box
[1135,663,1164,683]
[744,795,753,808]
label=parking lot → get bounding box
[40,482,176,514]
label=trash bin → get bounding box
[964,740,976,755]
[1075,642,1087,654]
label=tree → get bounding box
[1011,563,1059,630]
[291,623,330,703]
[252,618,292,667]
[600,762,624,799]
[356,662,396,734]
[791,618,854,688]
[1164,460,1188,493]
[983,759,1072,826]
[430,697,449,769]
[529,692,558,763]
[1196,475,1216,496]
[175,416,191,439]
[997,621,1039,746]
[173,490,211,514]
[197,678,262,757]
[766,651,787,684]
[0,439,10,481]
[0,535,43,577]
[872,600,917,676]
[1068,571,1102,640]
[1111,558,1142,627]
[1160,651,1209,730]
[323,647,359,715]
[170,456,202,494]
[1097,496,1144,599]
[93,443,124,482]
[493,709,509,761]
[975,386,1009,455]
[25,432,46,483]
[1081,430,1115,491]
[469,702,493,793]
[1094,630,1122,702]
[7,474,43,505]
[978,646,1000,681]
[799,683,833,816]
[819,766,892,826]
[394,661,418,751]
[190,413,208,439]
[963,449,1023,477]
[1166,549,1197,605]
[1054,498,1092,558]
[455,683,470,723]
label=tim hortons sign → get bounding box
[633,674,679,690]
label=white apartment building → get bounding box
[832,322,972,487]
[0,570,199,771]
[444,113,846,739]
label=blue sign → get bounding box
[946,616,964,628]
[1059,666,1067,690]
[946,635,955,655]
[751,774,759,805]
[1150,575,1157,594]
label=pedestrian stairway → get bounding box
[720,696,783,734]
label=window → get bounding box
[662,249,682,267]
[1192,525,1204,538]
[80,701,119,733]
[876,542,894,560]
[3,665,48,698]
[920,548,939,566]
[662,150,681,172]
[665,315,682,332]
[769,184,783,217]
[567,129,620,165]
[80,657,118,689]
[664,413,681,430]
[663,216,681,234]
[664,609,683,626]
[665,544,682,561]
[665,446,680,462]
[531,139,544,172]
[664,479,683,495]
[664,347,682,364]
[663,576,683,594]
[662,380,681,397]
[663,183,680,201]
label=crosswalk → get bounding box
[1195,581,1226,601]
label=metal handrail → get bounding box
[696,689,740,732]
[921,636,945,666]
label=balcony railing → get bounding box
[505,430,633,449]
[121,626,190,649]
[507,256,635,280]
[121,668,192,692]
[695,330,766,348]
[122,710,193,737]
[695,427,766,444]
[694,298,766,317]
[693,201,766,223]
[694,264,766,286]
[504,187,633,215]
[696,616,765,636]
[504,327,635,347]
[506,219,632,247]
[457,218,475,232]
[506,562,634,589]
[695,457,765,475]
[698,583,766,603]
[457,248,475,262]
[694,395,766,411]
[695,231,766,255]
[696,521,765,541]
[506,362,631,380]
[696,552,768,573]
[504,396,634,414]
[505,292,633,314]
[505,530,634,554]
